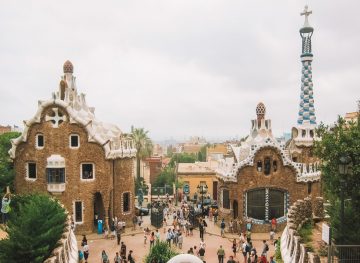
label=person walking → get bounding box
[262,240,269,260]
[127,250,135,263]
[78,250,84,263]
[114,252,122,263]
[198,246,206,262]
[120,242,127,260]
[83,242,89,263]
[199,221,205,239]
[150,232,155,248]
[178,233,183,249]
[166,229,172,247]
[271,218,277,232]
[241,241,248,263]
[116,223,122,245]
[217,245,225,263]
[187,247,194,254]
[155,229,160,244]
[231,238,237,258]
[101,250,109,263]
[220,219,226,237]
[132,215,137,230]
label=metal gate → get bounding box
[328,245,360,263]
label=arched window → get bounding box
[264,157,271,175]
[246,188,285,221]
[273,160,278,172]
[257,161,262,172]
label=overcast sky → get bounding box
[1,1,359,142]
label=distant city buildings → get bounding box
[0,125,22,135]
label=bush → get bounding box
[0,194,67,263]
[145,241,178,263]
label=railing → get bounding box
[329,245,360,263]
[47,183,66,193]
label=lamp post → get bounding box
[338,154,353,244]
[197,183,208,216]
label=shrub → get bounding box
[0,194,67,263]
[145,241,178,263]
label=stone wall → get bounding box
[44,215,78,263]
[281,197,324,263]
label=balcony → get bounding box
[47,183,66,193]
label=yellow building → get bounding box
[206,144,229,161]
[176,161,218,201]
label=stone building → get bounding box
[9,61,136,233]
[215,7,321,231]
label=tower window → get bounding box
[302,130,306,137]
[307,182,312,194]
[74,201,83,223]
[123,192,130,213]
[310,130,314,138]
[273,160,278,172]
[257,161,262,172]
[81,163,94,180]
[27,162,37,179]
[36,134,44,149]
[264,157,271,175]
[70,134,80,148]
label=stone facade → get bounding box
[217,147,320,232]
[11,61,136,233]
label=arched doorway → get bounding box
[233,200,238,219]
[94,192,105,229]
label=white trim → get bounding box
[35,133,44,150]
[80,163,95,181]
[25,162,37,181]
[73,200,84,224]
[69,134,80,149]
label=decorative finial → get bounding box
[256,102,266,121]
[63,60,74,74]
[300,5,312,28]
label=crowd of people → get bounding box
[77,198,280,263]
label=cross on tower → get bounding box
[300,5,312,27]
[45,108,67,128]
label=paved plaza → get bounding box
[77,215,279,263]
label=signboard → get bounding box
[183,184,190,194]
[322,223,331,244]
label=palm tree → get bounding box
[131,126,153,180]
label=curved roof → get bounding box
[9,64,136,160]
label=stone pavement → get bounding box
[77,215,281,263]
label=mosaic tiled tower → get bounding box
[294,6,317,146]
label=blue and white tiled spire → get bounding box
[297,5,316,127]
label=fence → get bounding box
[152,185,173,196]
[328,245,360,263]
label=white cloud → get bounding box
[0,0,359,141]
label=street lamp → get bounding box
[197,183,208,216]
[338,154,353,244]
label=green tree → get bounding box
[153,166,175,187]
[0,132,21,195]
[168,153,196,168]
[130,127,153,180]
[0,194,67,263]
[145,241,178,263]
[315,115,360,244]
